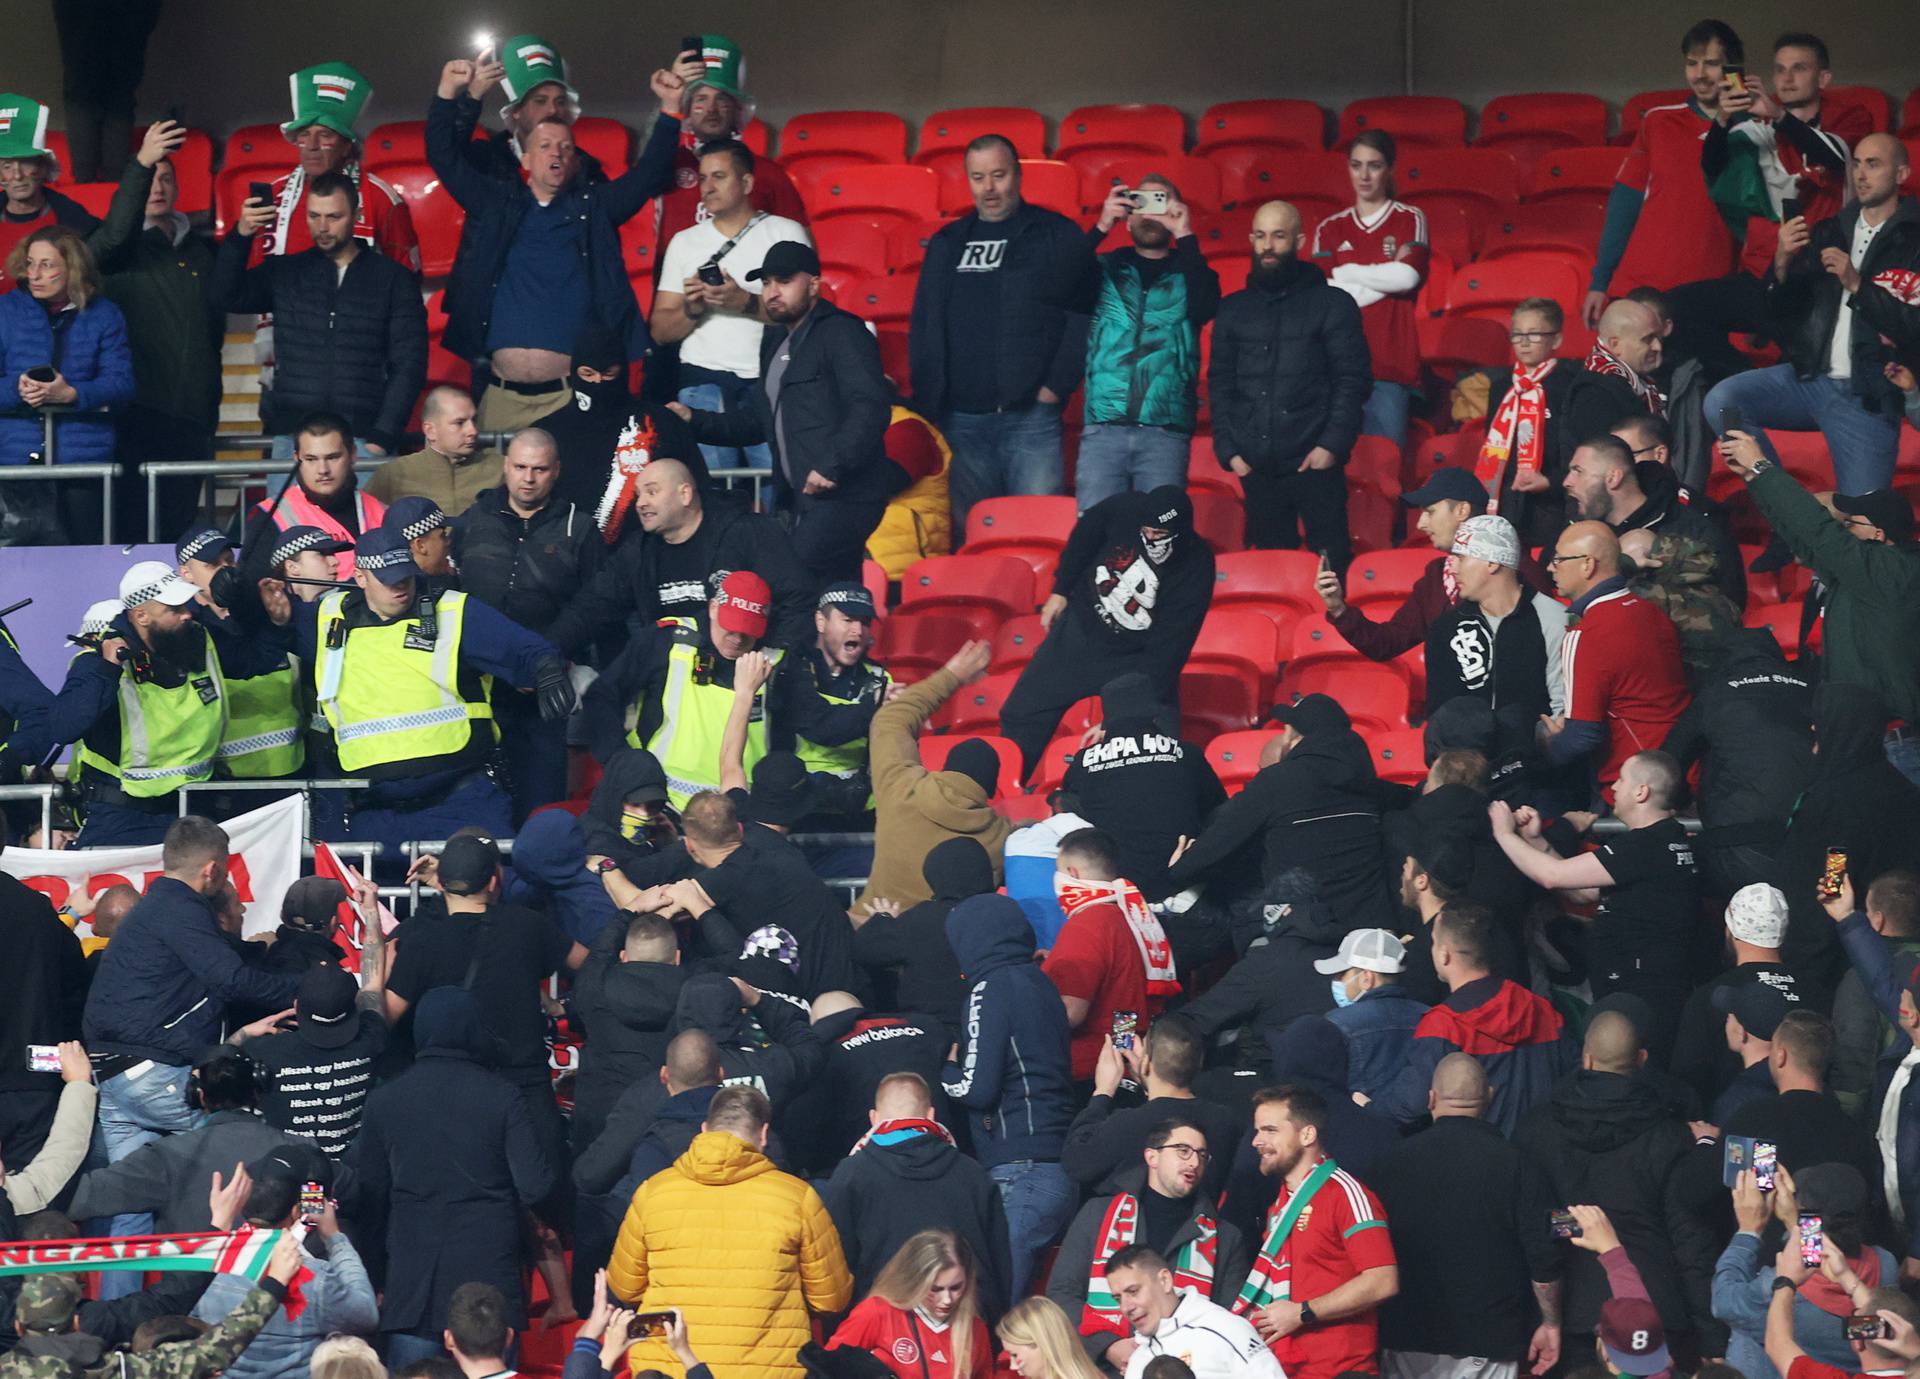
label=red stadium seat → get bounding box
[1346,549,1441,612]
[1189,491,1246,555]
[739,120,770,157]
[363,120,427,167]
[1414,201,1474,268]
[618,212,660,279]
[1213,550,1321,617]
[1180,671,1262,746]
[1742,602,1819,659]
[942,670,1021,734]
[373,162,465,277]
[780,111,910,172]
[1522,147,1626,206]
[920,734,1024,799]
[916,107,1048,163]
[1190,610,1284,704]
[1347,436,1404,500]
[1483,201,1605,260]
[1417,316,1511,377]
[58,182,118,218]
[841,273,919,328]
[221,123,290,173]
[1825,85,1891,134]
[863,559,890,615]
[1762,430,1835,489]
[1445,253,1585,333]
[1348,484,1398,554]
[1371,729,1429,784]
[990,615,1048,674]
[1195,100,1326,156]
[1617,90,1692,145]
[130,126,214,215]
[900,555,1038,639]
[875,327,912,395]
[813,220,891,280]
[794,163,939,229]
[886,218,946,273]
[1339,97,1467,149]
[1279,662,1412,733]
[1187,435,1242,499]
[1014,160,1081,218]
[873,609,975,681]
[571,117,631,175]
[1056,104,1186,160]
[1205,148,1347,211]
[1206,729,1283,794]
[1399,148,1521,222]
[1904,88,1920,138]
[41,132,72,183]
[964,496,1077,562]
[1475,93,1609,155]
[1071,154,1222,214]
[1030,736,1084,794]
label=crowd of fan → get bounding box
[4,13,1920,1379]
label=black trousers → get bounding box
[789,493,887,587]
[52,0,161,182]
[1665,272,1771,387]
[1000,623,1167,780]
[115,405,214,544]
[0,1087,60,1172]
[1240,465,1351,569]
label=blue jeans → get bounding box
[1073,423,1190,510]
[91,1063,202,1297]
[988,1158,1076,1299]
[1704,365,1899,495]
[1887,730,1920,790]
[678,370,772,476]
[1359,380,1415,451]
[383,1333,448,1368]
[941,403,1065,533]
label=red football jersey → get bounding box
[830,1298,991,1379]
[653,144,810,279]
[1562,586,1690,799]
[1608,102,1735,294]
[247,165,421,273]
[1261,1160,1397,1379]
[1313,202,1429,388]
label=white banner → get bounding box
[0,794,305,938]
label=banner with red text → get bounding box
[0,794,303,937]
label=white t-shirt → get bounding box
[1121,1292,1287,1379]
[1828,213,1886,381]
[657,213,812,379]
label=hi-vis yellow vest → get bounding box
[314,590,494,773]
[632,625,781,809]
[793,661,891,781]
[217,657,305,778]
[74,637,227,798]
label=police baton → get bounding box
[0,598,30,620]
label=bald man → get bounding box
[1704,130,1920,499]
[363,385,502,513]
[1540,521,1689,802]
[1209,199,1371,566]
[1584,299,1666,416]
[801,992,946,1177]
[1372,1049,1564,1377]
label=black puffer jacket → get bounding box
[1663,628,1812,832]
[209,240,426,451]
[1767,198,1920,414]
[455,488,605,637]
[1207,256,1371,473]
[1513,1071,1723,1352]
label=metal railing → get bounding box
[142,459,394,542]
[0,783,58,842]
[0,464,117,542]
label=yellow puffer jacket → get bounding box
[607,1131,852,1379]
[866,405,952,579]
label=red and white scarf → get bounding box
[1475,358,1557,516]
[1081,1193,1219,1337]
[850,1117,956,1154]
[595,413,662,542]
[1055,876,1180,997]
[1584,343,1665,416]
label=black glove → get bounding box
[535,656,576,722]
[207,565,242,610]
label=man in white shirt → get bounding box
[1107,1245,1286,1379]
[652,138,812,474]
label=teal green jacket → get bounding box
[1082,235,1219,432]
[1749,465,1920,721]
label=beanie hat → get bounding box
[943,738,1002,797]
[498,35,579,115]
[1451,513,1522,569]
[686,34,755,123]
[283,62,373,143]
[0,95,59,176]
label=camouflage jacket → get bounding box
[0,1282,284,1379]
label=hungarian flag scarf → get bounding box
[0,1228,310,1317]
[1055,877,1180,997]
[1233,1157,1339,1315]
[1584,343,1665,416]
[1081,1194,1219,1337]
[1475,358,1557,516]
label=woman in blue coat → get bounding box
[1,225,135,539]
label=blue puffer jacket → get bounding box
[940,894,1074,1167]
[193,1233,379,1379]
[0,288,134,465]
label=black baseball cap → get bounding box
[175,527,233,565]
[268,524,353,569]
[1268,693,1351,737]
[747,241,822,282]
[1402,467,1490,511]
[817,581,876,621]
[1713,979,1793,1041]
[438,833,502,895]
[296,964,362,1049]
[1832,489,1914,544]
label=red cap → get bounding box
[1598,1297,1669,1376]
[714,569,771,638]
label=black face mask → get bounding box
[572,373,630,414]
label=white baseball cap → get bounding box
[118,560,198,609]
[78,599,122,637]
[1314,928,1408,975]
[1725,883,1789,949]
[1451,514,1522,569]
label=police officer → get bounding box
[582,570,782,808]
[265,525,574,849]
[386,495,458,580]
[64,562,293,847]
[175,527,238,600]
[782,582,893,817]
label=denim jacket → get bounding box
[1326,984,1430,1100]
[1711,1229,1892,1379]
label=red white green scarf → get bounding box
[1476,358,1557,515]
[0,1228,310,1317]
[1055,877,1181,997]
[1081,1193,1219,1337]
[1583,343,1664,415]
[1233,1157,1338,1315]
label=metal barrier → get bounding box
[0,464,117,542]
[142,459,393,542]
[0,783,58,842]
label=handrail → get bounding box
[141,458,393,541]
[0,783,58,841]
[0,464,116,542]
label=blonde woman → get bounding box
[1,225,133,474]
[831,1229,991,1379]
[995,1297,1101,1379]
[309,1336,385,1379]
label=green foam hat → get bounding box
[283,62,372,142]
[688,34,754,124]
[499,35,579,115]
[0,94,59,176]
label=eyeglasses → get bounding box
[1546,553,1592,566]
[1150,1142,1212,1164]
[1509,330,1560,342]
[1626,444,1661,456]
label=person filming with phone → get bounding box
[1761,1177,1918,1379]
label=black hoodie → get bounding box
[582,748,688,883]
[793,1005,950,1178]
[1513,1070,1722,1351]
[1180,875,1347,1065]
[851,837,992,1040]
[1662,628,1813,832]
[1163,726,1396,931]
[569,914,688,1152]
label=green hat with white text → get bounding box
[687,34,754,125]
[499,35,579,115]
[0,95,59,176]
[283,62,372,142]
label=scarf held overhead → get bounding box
[1055,876,1181,997]
[1081,1192,1219,1337]
[0,1228,309,1317]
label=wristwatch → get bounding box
[1772,1275,1799,1294]
[1297,1299,1318,1326]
